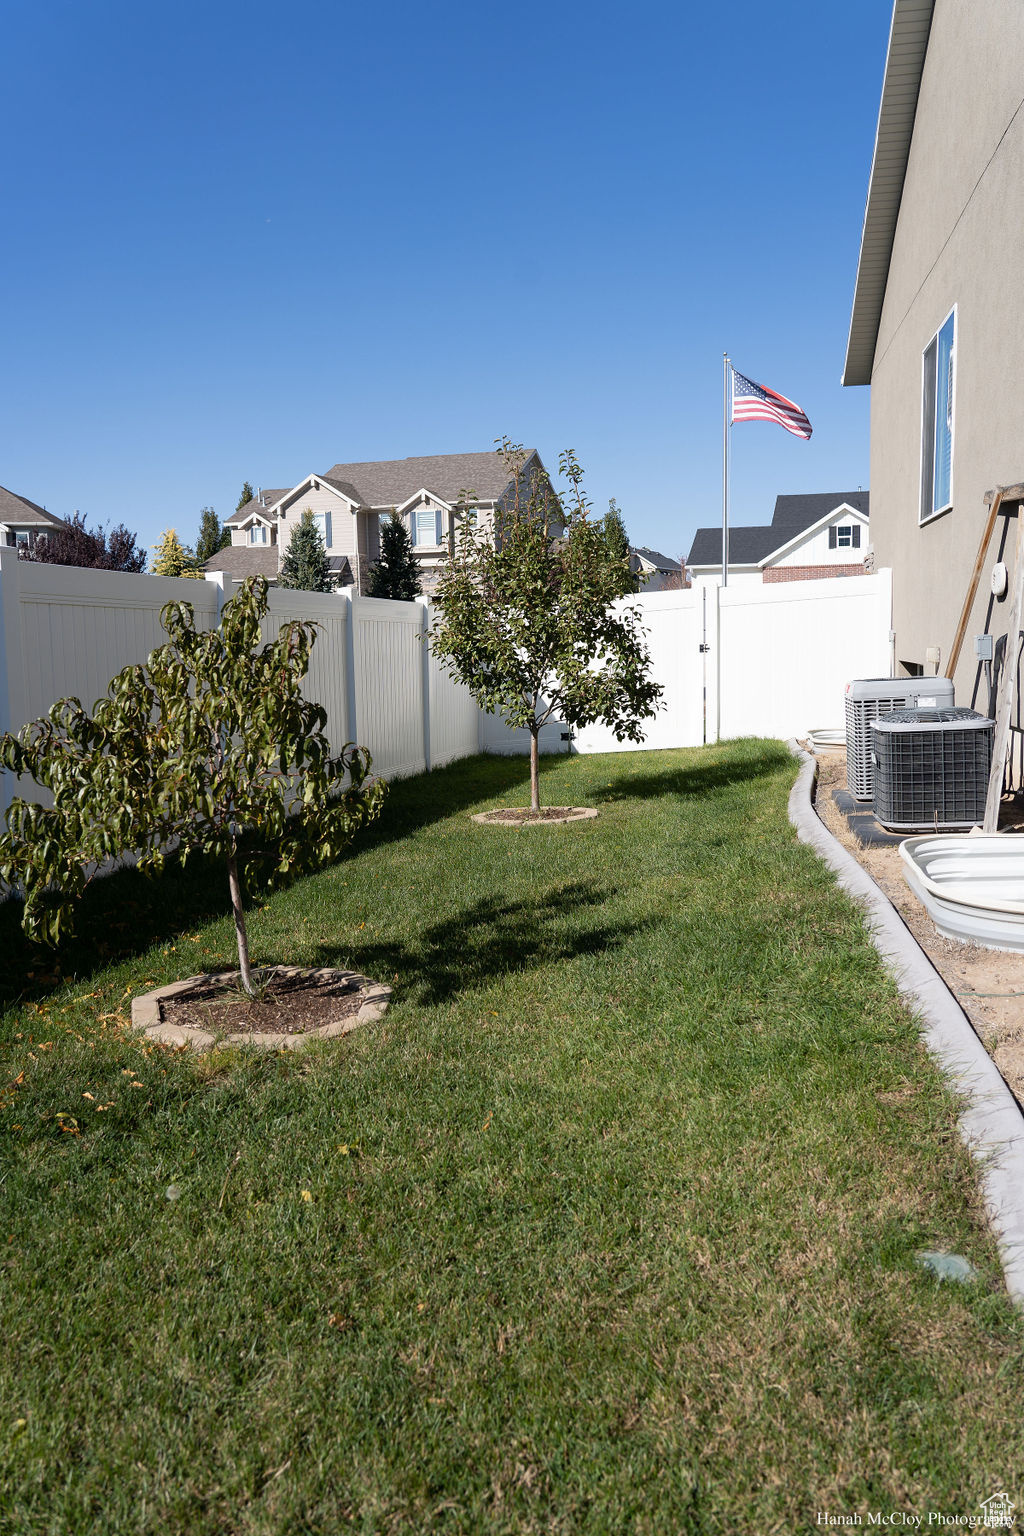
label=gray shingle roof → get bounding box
[632,546,678,571]
[687,491,869,568]
[0,485,67,529]
[320,451,534,507]
[224,492,289,529]
[203,547,280,580]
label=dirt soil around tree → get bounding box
[472,806,597,826]
[813,748,1024,1109]
[161,969,368,1037]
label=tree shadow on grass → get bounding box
[311,879,649,1008]
[0,754,540,1014]
[355,751,545,854]
[596,741,794,804]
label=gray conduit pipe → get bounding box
[787,740,1024,1305]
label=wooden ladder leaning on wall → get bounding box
[946,484,1024,832]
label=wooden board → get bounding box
[947,488,1003,679]
[984,508,1024,831]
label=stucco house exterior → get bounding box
[0,486,67,552]
[843,0,1024,695]
[687,493,870,587]
[205,450,550,594]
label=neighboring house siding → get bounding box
[278,485,357,557]
[868,0,1024,688]
[770,521,866,568]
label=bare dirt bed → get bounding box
[162,970,367,1037]
[812,748,1024,1109]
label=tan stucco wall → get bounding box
[868,0,1024,703]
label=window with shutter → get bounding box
[920,308,956,523]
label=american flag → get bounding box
[731,368,813,440]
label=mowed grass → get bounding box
[1,741,1022,1535]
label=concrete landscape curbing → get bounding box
[788,741,1024,1305]
[131,966,391,1053]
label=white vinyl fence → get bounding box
[0,547,893,816]
[0,552,477,814]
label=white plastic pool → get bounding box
[900,835,1024,952]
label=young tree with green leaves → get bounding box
[237,481,255,512]
[603,498,639,592]
[0,578,385,992]
[195,506,231,564]
[151,529,205,578]
[431,441,662,811]
[367,510,422,600]
[279,509,333,593]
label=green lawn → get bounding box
[1,741,1021,1535]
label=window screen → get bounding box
[921,310,955,521]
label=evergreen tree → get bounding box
[603,499,639,591]
[151,529,205,578]
[279,509,332,593]
[195,506,231,564]
[367,510,422,600]
[237,481,255,512]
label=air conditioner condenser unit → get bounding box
[870,708,994,832]
[844,676,955,801]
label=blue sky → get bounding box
[2,0,892,563]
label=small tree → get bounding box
[431,442,662,811]
[195,506,231,564]
[237,481,255,512]
[0,578,386,992]
[280,510,332,593]
[603,498,639,592]
[367,510,422,600]
[152,529,205,578]
[24,512,147,573]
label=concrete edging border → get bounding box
[787,740,1024,1305]
[130,966,391,1053]
[470,808,598,827]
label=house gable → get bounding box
[760,504,869,568]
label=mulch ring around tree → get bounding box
[471,807,599,827]
[131,966,391,1053]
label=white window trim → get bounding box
[919,303,957,527]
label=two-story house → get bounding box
[843,0,1024,693]
[205,450,551,593]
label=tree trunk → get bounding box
[530,729,540,812]
[227,853,254,995]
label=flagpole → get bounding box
[722,352,730,588]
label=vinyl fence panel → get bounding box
[573,588,707,752]
[717,570,892,741]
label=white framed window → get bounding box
[15,531,29,548]
[414,505,441,547]
[829,524,861,550]
[311,511,330,547]
[920,307,956,524]
[249,523,268,545]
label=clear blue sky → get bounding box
[2,0,892,564]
